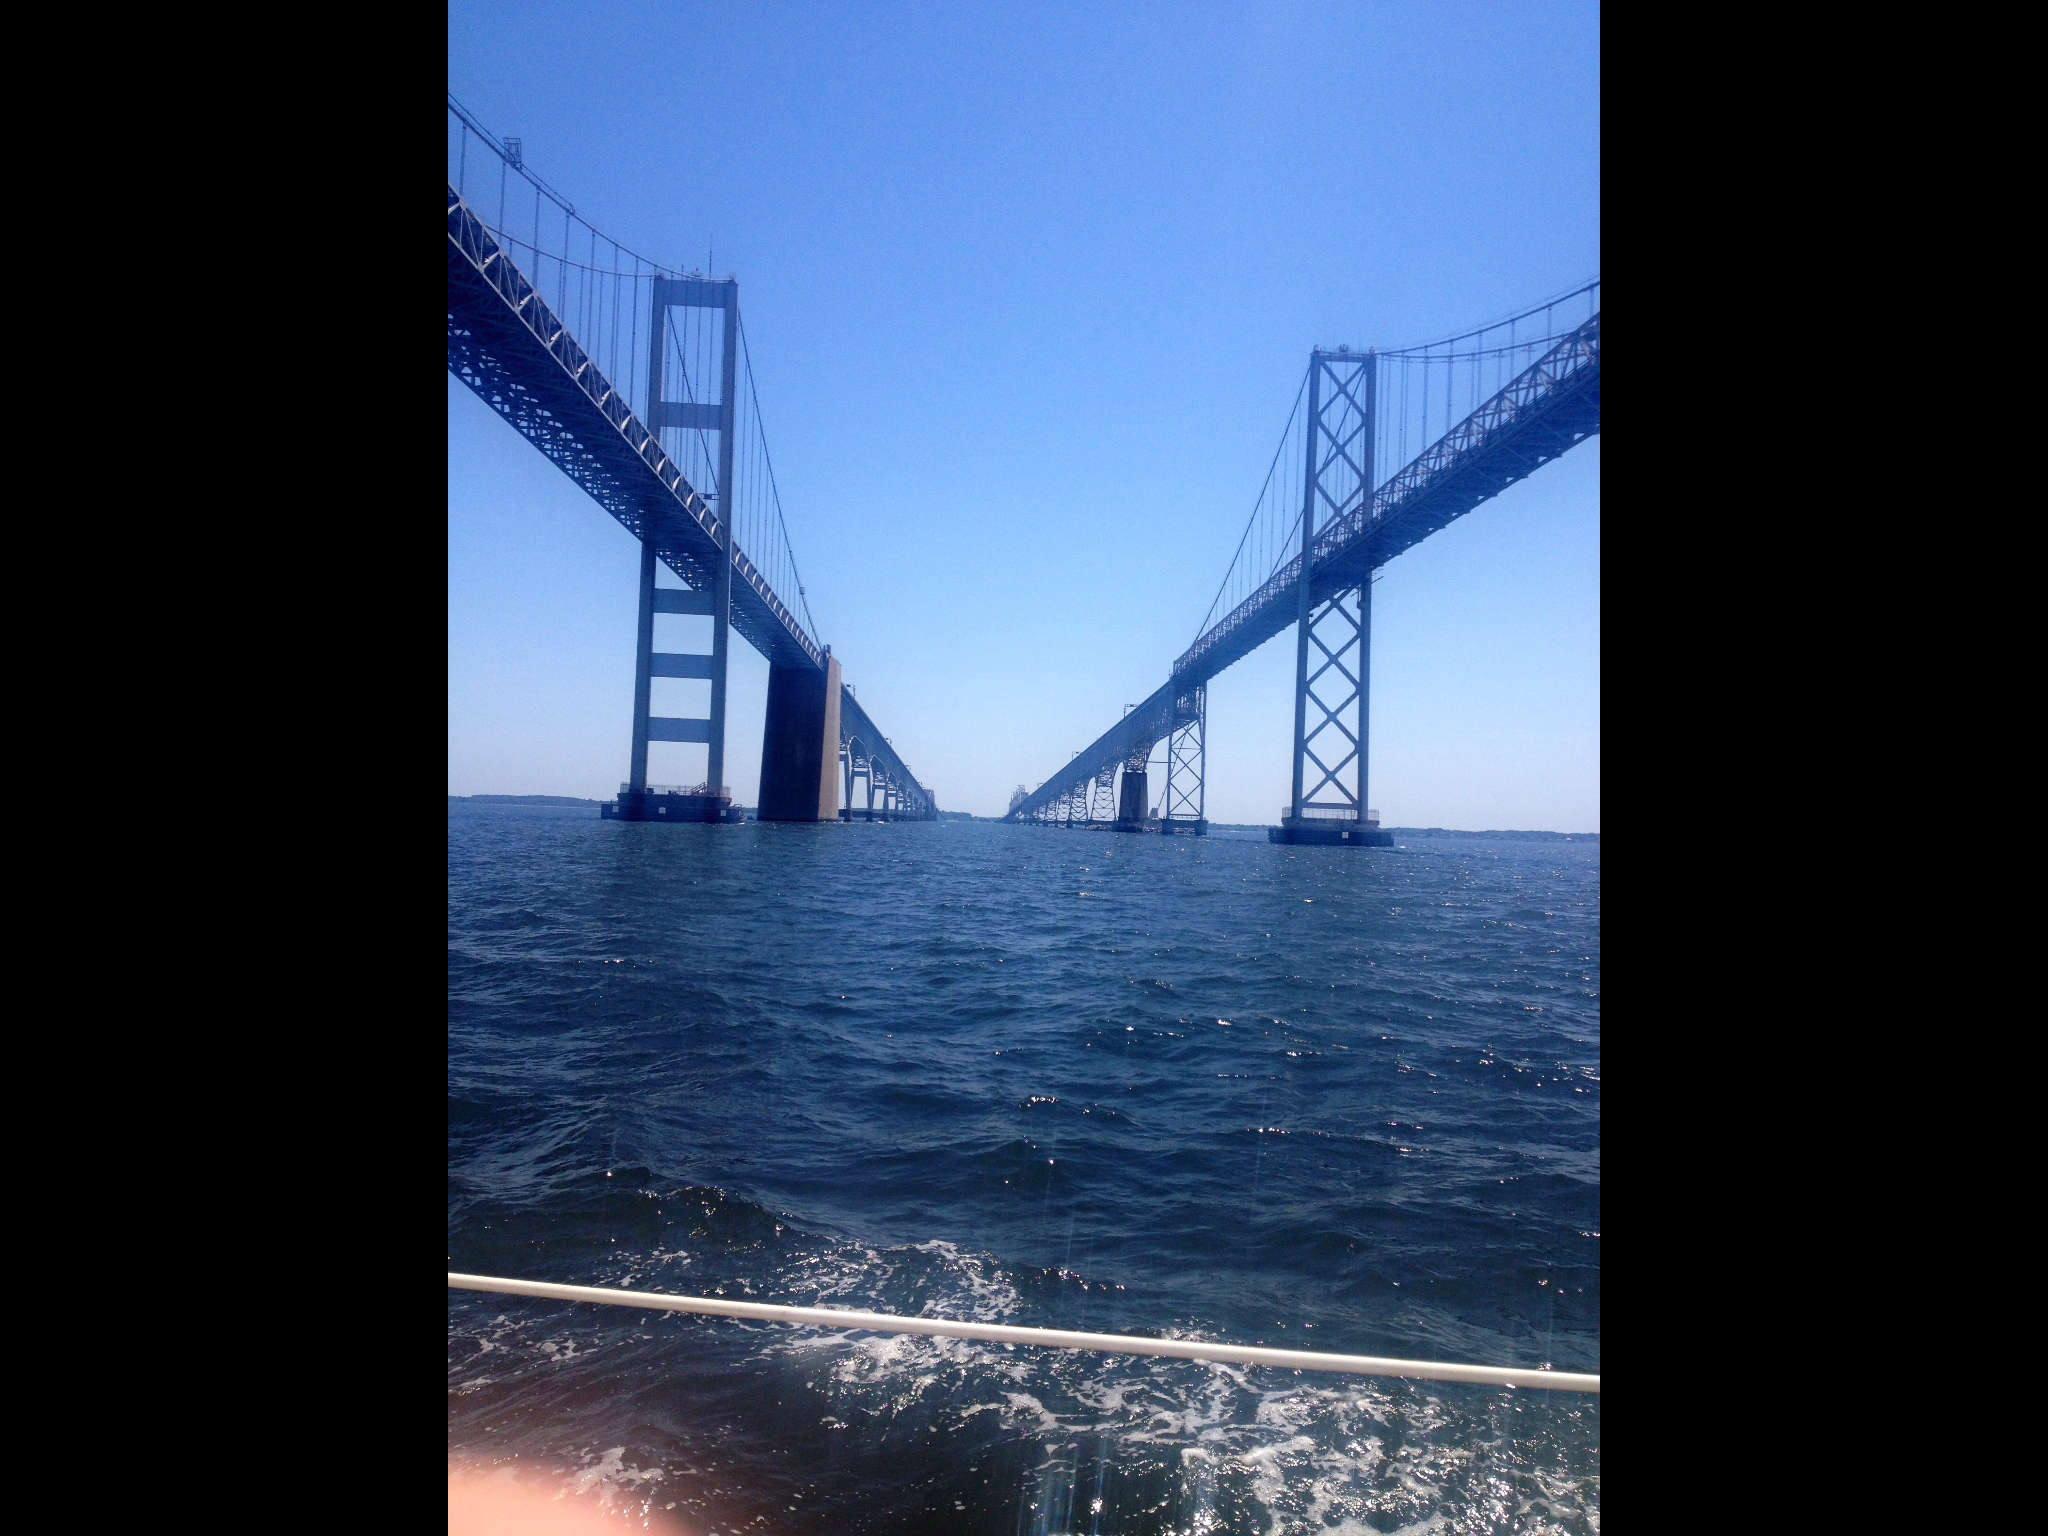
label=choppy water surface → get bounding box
[448,808,1599,1533]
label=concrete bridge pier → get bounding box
[757,652,843,821]
[1115,766,1149,832]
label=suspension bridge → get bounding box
[1003,281,1599,842]
[450,95,1595,834]
[447,97,935,823]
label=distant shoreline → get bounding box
[452,799,1596,838]
[953,810,1596,839]
[1225,825,1596,840]
[449,794,605,807]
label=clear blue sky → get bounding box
[448,1,1600,828]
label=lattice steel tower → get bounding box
[1279,348,1389,845]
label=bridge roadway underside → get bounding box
[1005,352,1597,826]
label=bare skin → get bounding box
[448,1464,691,1535]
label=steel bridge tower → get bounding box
[1276,348,1390,846]
[623,278,741,821]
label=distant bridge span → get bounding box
[1006,289,1599,837]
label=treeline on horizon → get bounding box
[451,794,603,806]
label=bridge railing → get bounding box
[449,1271,1598,1393]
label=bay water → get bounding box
[448,805,1600,1533]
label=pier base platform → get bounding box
[1268,822,1392,846]
[604,789,743,824]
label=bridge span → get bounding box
[1005,284,1599,840]
[447,98,934,823]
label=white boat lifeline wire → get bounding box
[448,1272,1599,1394]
